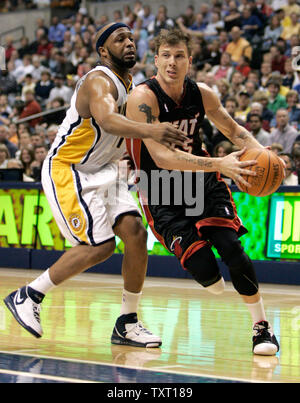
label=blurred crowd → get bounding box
[0,0,300,185]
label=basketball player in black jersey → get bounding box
[126,29,280,355]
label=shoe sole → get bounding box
[3,293,42,339]
[111,329,162,348]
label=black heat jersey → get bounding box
[126,76,246,257]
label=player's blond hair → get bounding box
[154,29,193,56]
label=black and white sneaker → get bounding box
[252,321,279,356]
[3,286,44,338]
[111,313,162,348]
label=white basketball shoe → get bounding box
[4,286,43,338]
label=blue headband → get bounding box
[96,23,130,53]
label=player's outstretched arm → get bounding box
[86,73,187,149]
[198,83,264,151]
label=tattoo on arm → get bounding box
[138,103,157,123]
[236,130,250,140]
[176,154,213,168]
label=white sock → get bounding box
[246,297,267,325]
[120,289,142,315]
[28,269,56,295]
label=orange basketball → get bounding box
[239,149,284,196]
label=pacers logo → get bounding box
[69,214,83,232]
[0,46,6,71]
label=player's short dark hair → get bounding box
[154,29,193,56]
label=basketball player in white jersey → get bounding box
[4,23,187,347]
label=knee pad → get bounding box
[228,251,259,296]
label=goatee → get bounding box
[108,48,136,69]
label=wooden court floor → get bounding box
[0,268,299,383]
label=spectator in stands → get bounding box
[47,74,72,105]
[202,11,224,41]
[281,12,300,40]
[270,45,287,75]
[139,4,155,30]
[262,15,283,52]
[0,69,18,96]
[210,52,234,81]
[0,144,10,168]
[248,113,270,146]
[48,16,66,48]
[35,70,55,105]
[7,122,18,145]
[285,90,300,130]
[52,51,76,77]
[270,142,284,154]
[236,55,251,78]
[30,144,48,181]
[176,13,206,38]
[213,140,234,184]
[178,4,195,28]
[12,54,34,84]
[228,70,245,97]
[240,5,263,42]
[260,61,273,88]
[279,152,299,185]
[0,125,17,158]
[268,108,299,152]
[282,58,296,88]
[213,140,233,157]
[224,1,242,32]
[46,124,58,146]
[246,102,271,132]
[226,26,252,64]
[17,130,33,156]
[147,5,174,37]
[211,96,245,147]
[37,35,54,60]
[4,36,15,62]
[21,74,36,101]
[266,78,288,114]
[19,89,42,128]
[216,78,230,105]
[18,36,33,59]
[19,147,35,178]
[291,145,300,183]
[0,94,12,126]
[44,97,66,126]
[252,91,274,123]
[235,90,252,122]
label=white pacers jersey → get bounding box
[42,66,140,247]
[46,65,133,172]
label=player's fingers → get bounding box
[239,168,256,177]
[232,147,246,158]
[239,160,257,167]
[235,175,251,188]
[168,128,189,142]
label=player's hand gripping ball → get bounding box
[239,148,285,196]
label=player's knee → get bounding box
[204,277,225,295]
[218,238,246,270]
[88,239,116,265]
[184,246,223,292]
[125,218,148,246]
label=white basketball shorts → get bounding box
[42,160,141,246]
